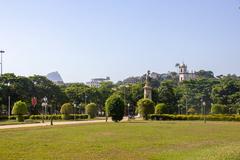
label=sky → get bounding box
[0,0,240,83]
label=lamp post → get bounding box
[120,85,129,117]
[41,96,48,123]
[202,101,206,124]
[185,96,188,115]
[73,101,77,120]
[0,50,5,76]
[128,103,130,121]
[178,104,180,115]
[7,82,11,118]
[43,96,48,114]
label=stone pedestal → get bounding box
[144,84,152,100]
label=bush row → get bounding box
[149,114,240,121]
[29,114,88,120]
[0,115,30,121]
[0,114,89,121]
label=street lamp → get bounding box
[185,96,188,115]
[128,103,130,121]
[0,50,5,76]
[120,85,129,117]
[178,104,180,115]
[7,82,11,118]
[73,101,77,120]
[41,96,48,123]
[202,101,206,124]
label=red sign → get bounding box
[32,97,37,107]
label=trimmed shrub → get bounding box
[137,98,154,120]
[60,103,73,120]
[105,95,125,122]
[211,104,226,114]
[85,103,98,119]
[149,114,240,122]
[11,101,28,122]
[155,103,168,114]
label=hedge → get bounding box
[29,114,88,120]
[0,116,8,121]
[149,114,240,121]
[0,115,30,121]
[0,114,88,121]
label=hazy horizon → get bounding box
[1,0,240,83]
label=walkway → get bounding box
[0,119,108,130]
[0,117,129,130]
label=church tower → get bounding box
[179,63,188,82]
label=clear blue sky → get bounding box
[0,0,240,82]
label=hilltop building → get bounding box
[86,77,110,88]
[46,71,64,85]
[178,63,196,82]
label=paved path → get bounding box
[0,117,129,130]
[0,119,108,130]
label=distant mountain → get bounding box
[46,71,64,85]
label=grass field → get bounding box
[0,121,240,160]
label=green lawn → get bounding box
[1,121,240,160]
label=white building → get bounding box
[178,63,195,82]
[86,77,110,88]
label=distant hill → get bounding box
[46,71,64,85]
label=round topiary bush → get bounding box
[11,101,28,122]
[60,103,73,120]
[211,104,226,114]
[137,98,154,120]
[85,103,98,119]
[155,103,168,114]
[105,95,125,122]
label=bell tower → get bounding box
[179,63,188,82]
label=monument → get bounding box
[144,70,152,100]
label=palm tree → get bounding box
[175,63,180,68]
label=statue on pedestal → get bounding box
[144,70,152,100]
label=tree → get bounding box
[137,98,154,120]
[177,78,218,114]
[29,75,67,114]
[155,103,168,114]
[131,83,144,106]
[195,70,215,79]
[98,81,115,115]
[85,103,98,118]
[158,80,178,113]
[11,101,28,122]
[65,83,101,111]
[60,103,73,120]
[211,104,226,114]
[105,95,125,122]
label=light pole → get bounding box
[43,96,48,115]
[202,101,206,124]
[120,85,129,116]
[0,50,5,76]
[128,103,130,121]
[41,96,48,123]
[7,82,11,118]
[73,101,77,120]
[178,104,180,115]
[185,96,188,115]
